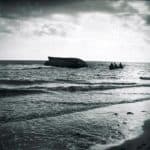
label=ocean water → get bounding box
[0,61,150,150]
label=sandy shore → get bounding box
[1,99,150,150]
[107,119,150,150]
[89,100,150,150]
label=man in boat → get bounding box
[109,62,114,69]
[114,62,118,68]
[109,62,123,69]
[119,62,123,68]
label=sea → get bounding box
[0,61,150,150]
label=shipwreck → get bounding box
[44,57,88,68]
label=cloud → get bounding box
[0,14,79,37]
[0,0,150,37]
[0,0,124,19]
[0,0,115,36]
[0,0,149,18]
[0,27,12,34]
[111,0,150,35]
[33,23,68,37]
[0,18,21,35]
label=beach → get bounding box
[90,100,150,150]
[108,119,150,150]
[1,96,150,150]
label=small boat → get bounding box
[44,56,88,68]
[140,77,150,80]
[109,63,124,70]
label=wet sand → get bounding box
[107,119,150,150]
[1,99,150,150]
[88,100,150,150]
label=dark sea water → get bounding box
[0,61,150,150]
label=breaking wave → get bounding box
[0,83,142,97]
[0,88,46,97]
[1,78,150,97]
[0,79,50,85]
[0,66,49,70]
[0,78,137,85]
[33,84,139,92]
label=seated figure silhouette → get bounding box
[119,62,123,68]
[114,62,118,68]
[109,62,114,70]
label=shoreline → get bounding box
[1,98,150,150]
[90,100,150,150]
[107,119,150,150]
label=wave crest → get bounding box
[0,79,50,85]
[0,88,46,97]
[30,83,139,92]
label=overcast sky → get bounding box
[0,0,150,62]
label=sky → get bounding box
[0,0,150,62]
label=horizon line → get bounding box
[0,59,150,63]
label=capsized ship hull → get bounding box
[44,57,88,68]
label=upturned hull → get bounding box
[44,57,88,68]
